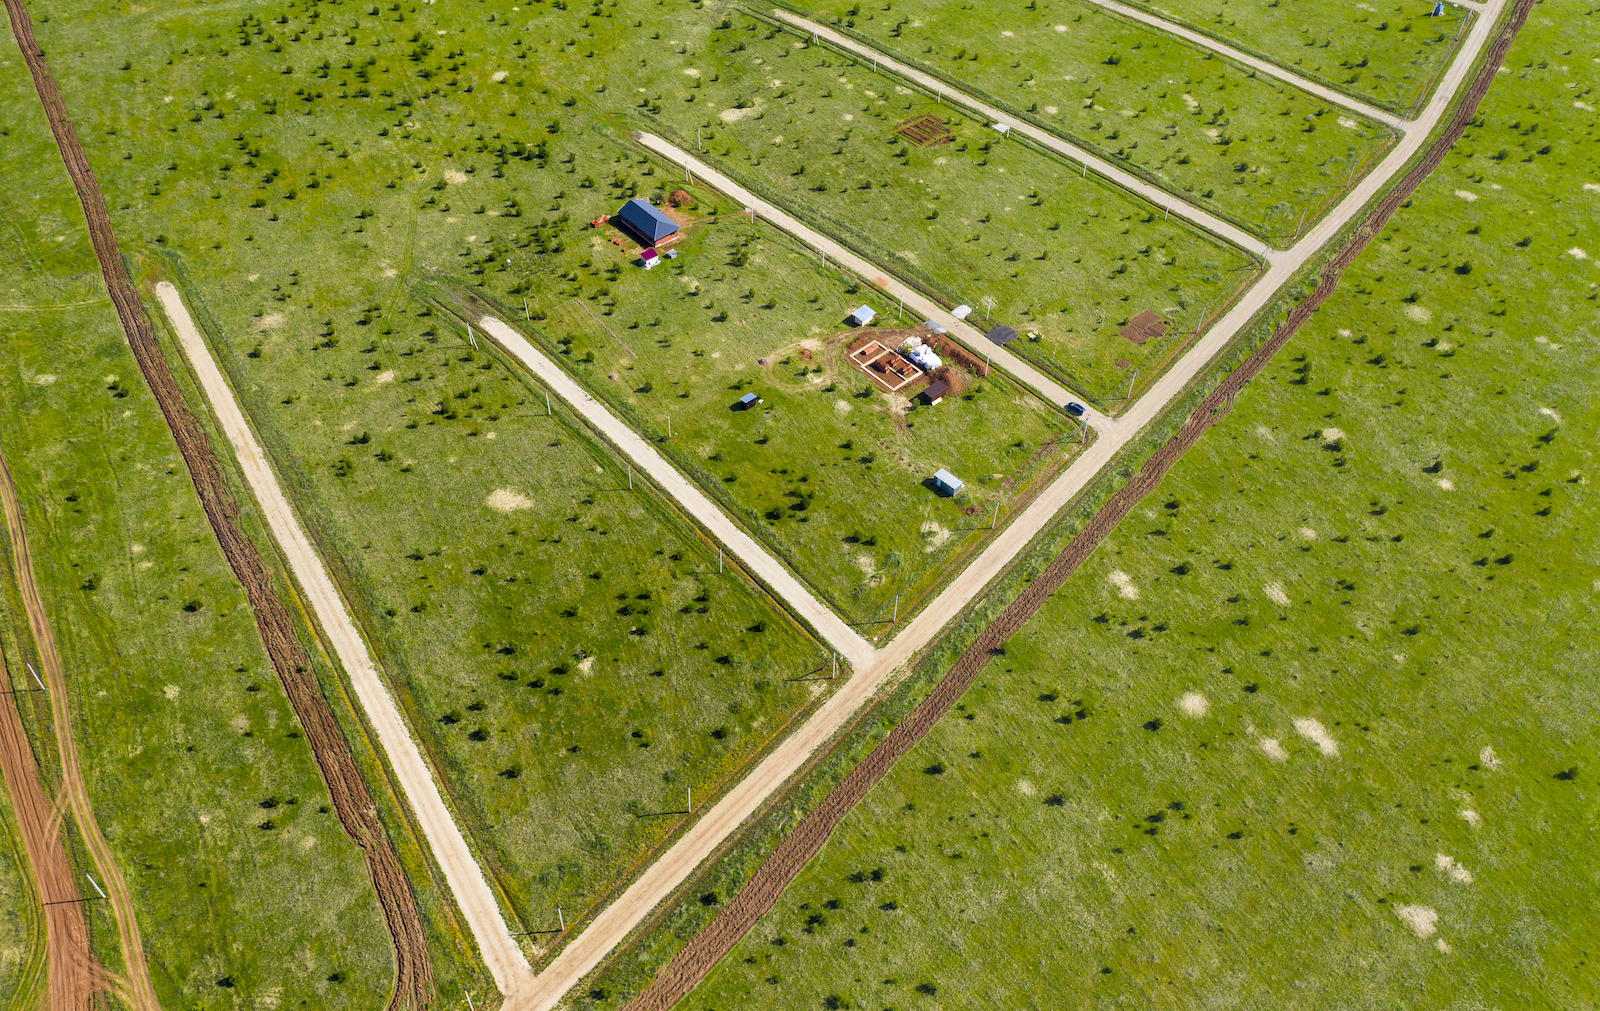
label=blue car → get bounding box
[1066,402,1086,418]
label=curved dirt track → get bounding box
[623,0,1533,1005]
[0,673,99,1011]
[0,453,153,1010]
[1,1,433,1006]
[0,459,103,1011]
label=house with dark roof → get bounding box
[614,198,680,245]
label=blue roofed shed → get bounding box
[932,468,964,496]
[615,198,680,244]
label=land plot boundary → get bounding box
[629,130,1115,429]
[3,0,441,999]
[444,282,1077,639]
[1109,0,1475,117]
[141,262,511,1001]
[428,282,873,648]
[755,1,1384,249]
[618,0,1532,1001]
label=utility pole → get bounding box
[465,992,476,1011]
[628,465,633,490]
[545,390,551,416]
[27,663,44,690]
[697,126,702,150]
[1126,370,1139,401]
[1294,208,1307,241]
[893,594,899,623]
[991,500,999,529]
[667,414,672,438]
[467,323,477,350]
[718,547,723,573]
[831,651,837,679]
[558,906,565,932]
[523,296,530,319]
[687,787,692,813]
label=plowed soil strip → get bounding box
[0,452,148,1010]
[1,2,432,1006]
[624,2,1531,1005]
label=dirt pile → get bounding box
[2,1,432,1005]
[622,2,1534,1005]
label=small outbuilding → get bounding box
[640,247,662,269]
[951,304,973,320]
[923,380,949,406]
[736,392,759,410]
[932,468,964,496]
[615,198,680,245]
[847,304,877,327]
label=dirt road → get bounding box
[0,658,98,1011]
[770,11,1279,257]
[1074,0,1407,127]
[621,0,1529,1004]
[631,133,1117,432]
[0,447,152,1010]
[156,284,523,996]
[3,2,433,1005]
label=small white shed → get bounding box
[847,304,877,326]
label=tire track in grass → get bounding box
[623,0,1533,1004]
[0,2,434,1006]
[1,449,142,1011]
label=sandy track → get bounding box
[0,454,151,1004]
[156,285,522,996]
[631,133,1116,433]
[771,10,1281,258]
[2,3,433,1005]
[1078,0,1407,128]
[621,0,1530,1004]
[475,319,875,668]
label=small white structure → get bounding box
[932,468,964,496]
[847,304,877,326]
[905,345,942,371]
[991,122,1011,136]
[951,304,973,320]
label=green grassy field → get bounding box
[186,264,842,954]
[662,5,1600,1008]
[780,0,1398,240]
[497,207,1080,621]
[19,0,1258,412]
[0,71,400,1011]
[0,789,40,1009]
[0,14,504,1004]
[1124,0,1466,113]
